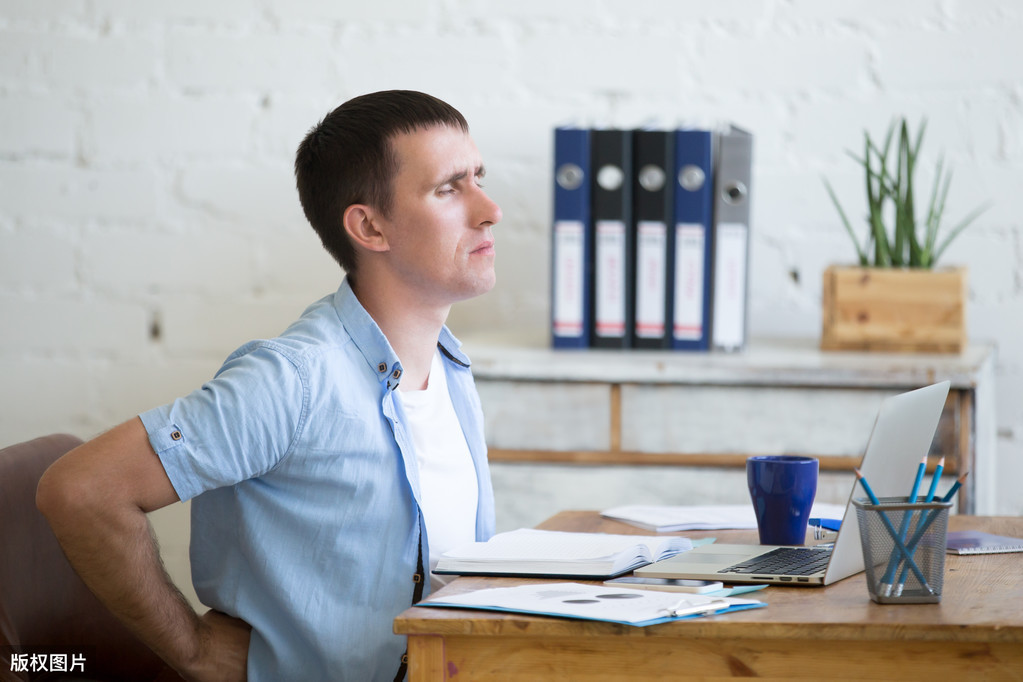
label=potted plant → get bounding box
[819,117,990,353]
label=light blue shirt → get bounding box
[139,278,496,681]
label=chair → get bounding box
[0,434,179,681]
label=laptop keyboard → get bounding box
[720,547,832,576]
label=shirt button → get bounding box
[170,430,183,441]
[392,369,402,380]
[377,362,387,373]
[412,573,422,584]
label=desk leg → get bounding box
[407,635,446,682]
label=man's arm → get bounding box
[35,417,250,682]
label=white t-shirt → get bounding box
[397,350,479,588]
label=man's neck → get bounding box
[349,275,450,392]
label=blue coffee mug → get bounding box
[747,455,819,546]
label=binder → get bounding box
[671,128,715,351]
[711,125,753,352]
[631,129,675,349]
[551,126,593,349]
[590,128,634,349]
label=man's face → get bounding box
[374,125,502,307]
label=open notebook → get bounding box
[636,381,950,586]
[434,528,692,579]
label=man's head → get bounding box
[294,90,470,276]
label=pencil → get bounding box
[941,472,969,503]
[899,472,970,575]
[896,456,946,592]
[854,468,880,504]
[854,469,933,593]
[924,456,945,503]
[881,455,928,594]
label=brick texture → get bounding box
[1,1,1022,519]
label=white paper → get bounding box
[552,220,585,337]
[711,222,748,349]
[424,582,763,625]
[441,528,691,563]
[601,503,849,532]
[673,222,706,340]
[594,220,626,337]
[634,220,667,338]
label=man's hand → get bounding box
[179,610,252,682]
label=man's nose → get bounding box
[475,187,502,227]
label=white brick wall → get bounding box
[2,0,1022,529]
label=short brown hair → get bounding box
[294,90,469,275]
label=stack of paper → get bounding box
[434,528,692,579]
[423,582,765,627]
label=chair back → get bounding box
[0,434,173,681]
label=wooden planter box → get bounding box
[820,265,967,353]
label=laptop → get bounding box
[635,381,951,586]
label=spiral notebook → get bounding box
[945,531,1023,555]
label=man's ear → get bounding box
[342,204,389,253]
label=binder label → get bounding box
[712,222,749,349]
[673,223,706,340]
[552,220,585,336]
[595,219,627,337]
[635,220,667,338]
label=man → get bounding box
[36,90,502,681]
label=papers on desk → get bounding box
[422,582,765,627]
[601,503,848,533]
[434,529,692,579]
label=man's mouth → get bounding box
[472,240,495,255]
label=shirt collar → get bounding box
[332,277,471,389]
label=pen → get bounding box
[666,597,729,618]
[666,596,695,617]
[854,469,934,595]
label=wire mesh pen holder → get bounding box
[853,496,952,604]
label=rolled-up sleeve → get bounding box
[139,341,308,502]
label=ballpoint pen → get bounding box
[665,597,729,618]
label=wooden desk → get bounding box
[395,511,1023,681]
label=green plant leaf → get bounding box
[894,120,911,265]
[933,201,993,264]
[864,134,892,266]
[923,155,946,256]
[932,168,953,249]
[832,115,987,270]
[911,117,928,162]
[823,177,868,265]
